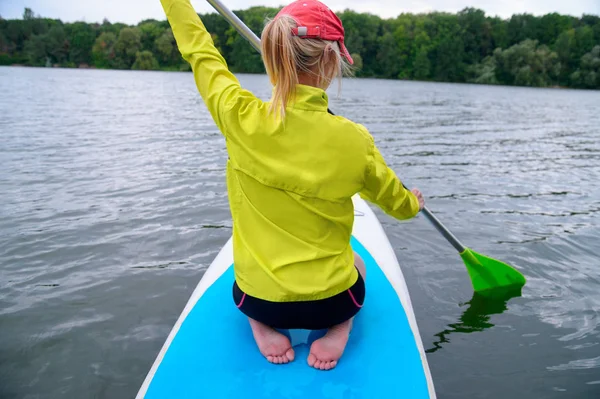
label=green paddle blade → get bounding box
[460,248,526,295]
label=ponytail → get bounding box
[262,16,299,118]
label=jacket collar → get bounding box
[271,84,329,112]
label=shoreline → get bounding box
[2,64,583,91]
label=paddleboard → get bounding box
[137,196,436,398]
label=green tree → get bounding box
[376,31,402,79]
[431,14,466,82]
[494,40,560,87]
[434,36,466,81]
[138,21,164,52]
[100,18,126,36]
[468,56,498,84]
[585,15,600,42]
[92,31,117,68]
[132,50,159,70]
[0,30,10,53]
[114,27,141,69]
[22,23,67,66]
[66,22,96,65]
[339,11,382,77]
[555,29,576,84]
[490,17,509,50]
[459,8,494,64]
[226,27,263,73]
[507,14,539,46]
[24,34,48,66]
[45,25,68,64]
[413,47,431,80]
[223,7,277,73]
[537,13,573,45]
[391,17,412,79]
[23,8,35,21]
[574,26,595,60]
[571,46,600,89]
[155,28,180,67]
[201,12,233,54]
[4,10,48,54]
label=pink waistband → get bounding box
[236,293,247,309]
[348,289,363,308]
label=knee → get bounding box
[354,252,366,280]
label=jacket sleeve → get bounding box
[360,139,420,220]
[161,0,259,135]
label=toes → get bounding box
[310,355,340,371]
[268,355,292,365]
[267,350,295,365]
[325,360,337,370]
[285,348,295,362]
[308,358,338,371]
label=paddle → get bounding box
[205,0,527,296]
[419,207,526,294]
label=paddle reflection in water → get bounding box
[426,288,522,354]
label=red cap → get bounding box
[276,0,354,65]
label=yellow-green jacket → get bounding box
[161,0,420,301]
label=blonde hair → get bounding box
[261,15,352,117]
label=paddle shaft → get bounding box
[421,207,465,253]
[206,0,469,255]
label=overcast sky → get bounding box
[1,0,599,24]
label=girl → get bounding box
[161,0,425,371]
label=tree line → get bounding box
[1,7,599,89]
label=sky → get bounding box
[0,0,599,25]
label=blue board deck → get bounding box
[141,237,430,398]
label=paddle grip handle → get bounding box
[421,207,466,253]
[206,0,262,53]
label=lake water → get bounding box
[1,66,599,398]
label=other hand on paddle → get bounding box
[411,189,425,211]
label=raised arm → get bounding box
[161,0,256,133]
[360,143,421,220]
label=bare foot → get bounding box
[307,319,352,370]
[248,318,295,364]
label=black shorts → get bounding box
[232,272,365,330]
